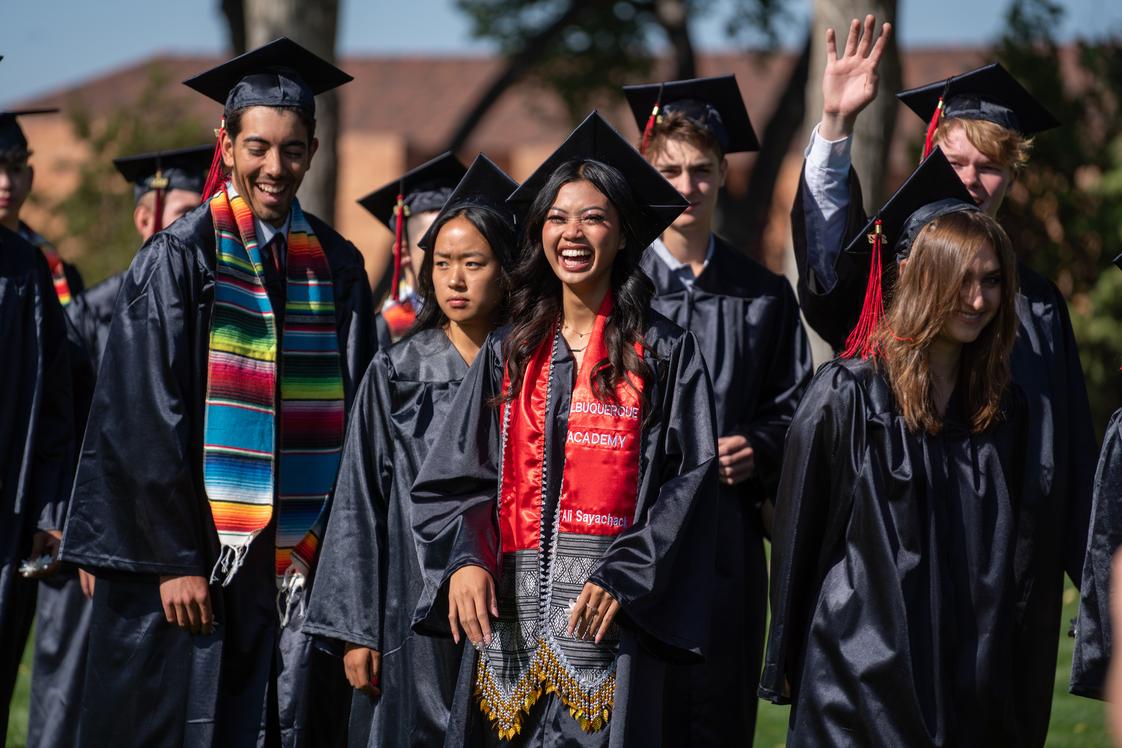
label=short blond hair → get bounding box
[935,117,1033,171]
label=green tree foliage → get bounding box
[993,0,1122,431]
[57,64,208,286]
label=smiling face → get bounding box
[222,106,317,227]
[0,152,33,230]
[936,240,1002,346]
[431,215,504,326]
[936,123,1012,216]
[541,179,624,294]
[647,137,726,233]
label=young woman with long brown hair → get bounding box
[762,155,1030,746]
[409,113,719,746]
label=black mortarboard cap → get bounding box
[623,75,759,153]
[0,108,58,154]
[357,152,468,231]
[417,154,520,252]
[897,62,1060,137]
[113,144,214,203]
[183,37,352,118]
[507,111,689,251]
[844,148,978,262]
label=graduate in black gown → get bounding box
[763,157,1030,745]
[27,145,210,748]
[304,155,520,747]
[622,74,812,745]
[358,154,467,348]
[791,18,1095,740]
[411,112,719,747]
[0,107,84,307]
[0,219,74,739]
[60,39,374,747]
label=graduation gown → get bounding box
[410,315,719,747]
[303,328,467,747]
[639,239,811,744]
[0,225,74,739]
[27,271,127,748]
[792,168,1096,743]
[1070,408,1122,699]
[59,201,375,748]
[761,358,1028,746]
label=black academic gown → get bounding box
[303,328,468,747]
[59,201,375,748]
[0,225,74,739]
[639,239,811,745]
[1070,408,1122,699]
[792,168,1096,743]
[410,315,720,747]
[761,358,1029,746]
[27,271,127,748]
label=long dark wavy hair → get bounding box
[501,159,655,406]
[410,203,517,334]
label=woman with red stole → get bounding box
[410,112,720,747]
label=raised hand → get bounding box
[820,15,893,140]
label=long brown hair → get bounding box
[876,210,1018,434]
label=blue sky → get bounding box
[3,0,1120,107]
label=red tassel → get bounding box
[841,219,885,359]
[201,120,227,200]
[922,97,944,161]
[152,186,165,233]
[639,104,659,157]
[390,193,406,302]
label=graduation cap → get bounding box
[357,152,467,303]
[0,108,58,156]
[840,147,979,359]
[622,75,759,156]
[507,111,689,252]
[113,144,214,203]
[898,63,1061,160]
[183,37,352,198]
[417,154,520,252]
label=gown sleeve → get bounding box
[738,282,813,491]
[759,362,862,703]
[332,252,378,404]
[410,338,502,637]
[304,355,395,651]
[791,164,872,351]
[31,252,76,533]
[586,331,720,660]
[60,235,213,576]
[1069,410,1122,700]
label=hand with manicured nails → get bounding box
[820,14,893,140]
[158,574,214,635]
[78,568,96,599]
[447,565,498,648]
[717,434,755,486]
[343,643,382,697]
[566,582,620,645]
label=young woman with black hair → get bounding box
[409,114,719,746]
[303,156,518,748]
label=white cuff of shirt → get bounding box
[804,123,853,173]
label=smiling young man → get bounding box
[791,17,1096,746]
[623,75,813,746]
[60,39,374,747]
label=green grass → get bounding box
[4,585,1111,747]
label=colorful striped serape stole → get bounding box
[203,188,344,621]
[20,224,73,306]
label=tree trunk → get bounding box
[243,0,341,222]
[220,0,247,54]
[805,0,900,212]
[653,0,697,80]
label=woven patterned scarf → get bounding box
[203,188,344,616]
[20,223,73,306]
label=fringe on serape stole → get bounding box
[203,188,344,624]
